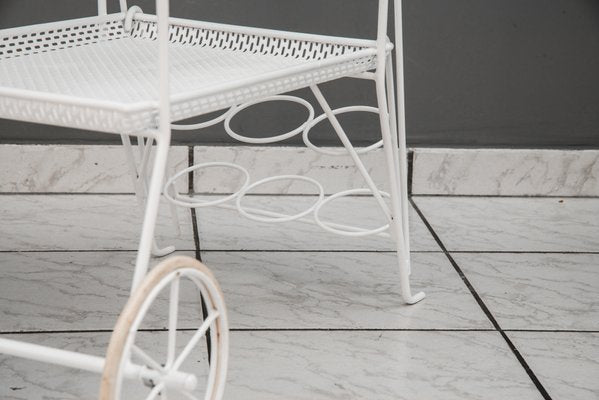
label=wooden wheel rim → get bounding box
[99,256,228,400]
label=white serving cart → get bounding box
[0,0,424,398]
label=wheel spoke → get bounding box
[132,345,166,373]
[172,311,219,371]
[166,276,180,367]
[145,382,165,400]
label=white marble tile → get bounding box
[225,331,543,400]
[0,195,194,251]
[509,332,599,400]
[0,251,487,332]
[413,196,599,251]
[193,146,390,195]
[0,145,188,193]
[0,331,210,400]
[0,251,208,332]
[0,333,110,400]
[196,195,439,251]
[412,148,599,196]
[0,331,543,400]
[201,251,491,329]
[453,253,599,330]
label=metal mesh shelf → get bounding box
[0,12,381,135]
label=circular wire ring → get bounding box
[164,162,250,208]
[171,107,236,131]
[224,96,315,144]
[302,106,384,156]
[314,188,391,237]
[235,175,324,223]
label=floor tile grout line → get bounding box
[0,328,498,335]
[0,192,138,196]
[188,145,203,263]
[411,194,599,199]
[6,249,599,254]
[0,249,440,254]
[410,198,554,400]
[446,250,599,254]
[0,249,198,253]
[407,150,414,195]
[198,249,599,254]
[3,192,599,199]
[190,211,202,260]
[504,329,599,333]
[192,249,442,253]
[3,328,597,335]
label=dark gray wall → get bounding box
[1,0,598,147]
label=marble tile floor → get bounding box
[0,193,597,399]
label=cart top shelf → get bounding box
[0,13,386,136]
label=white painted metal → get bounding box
[0,337,196,391]
[216,201,393,239]
[164,162,251,208]
[112,266,228,399]
[98,0,128,15]
[310,84,393,222]
[224,96,315,144]
[120,134,178,257]
[391,0,413,263]
[313,189,391,237]
[302,105,384,156]
[0,0,424,397]
[172,107,235,131]
[235,175,325,223]
[0,14,379,135]
[131,0,172,292]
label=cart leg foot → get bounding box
[406,291,426,305]
[151,239,176,257]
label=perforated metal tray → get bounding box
[0,13,382,135]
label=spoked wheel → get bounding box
[99,256,229,400]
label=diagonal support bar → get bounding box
[310,85,392,222]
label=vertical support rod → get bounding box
[393,0,411,257]
[375,73,424,304]
[131,0,172,291]
[98,0,107,15]
[385,58,410,261]
[98,0,128,15]
[374,0,424,304]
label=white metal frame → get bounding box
[0,0,425,397]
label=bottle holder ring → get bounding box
[302,106,384,156]
[314,188,391,237]
[164,162,250,208]
[224,95,315,144]
[235,175,325,223]
[171,107,236,131]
